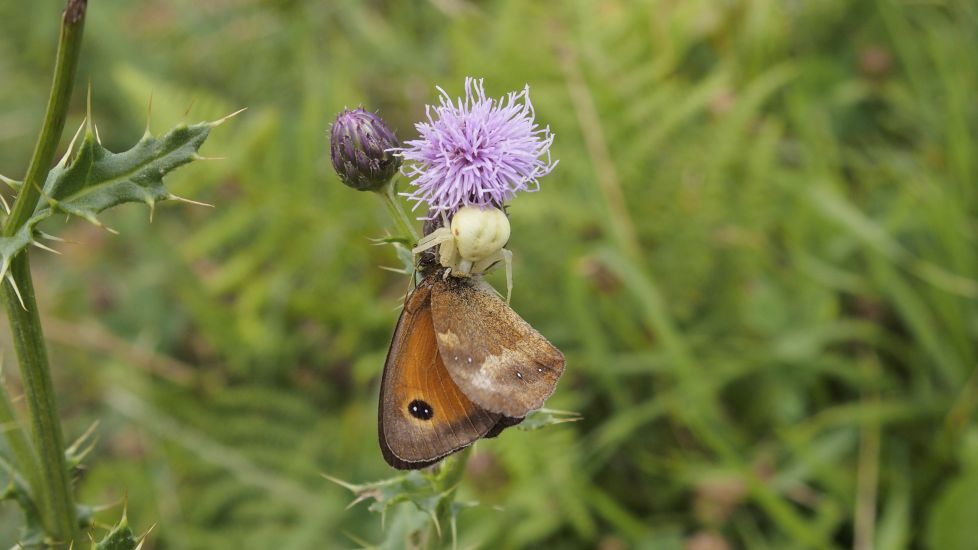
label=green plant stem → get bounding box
[378,180,420,244]
[4,1,86,234]
[2,263,78,543]
[0,1,87,545]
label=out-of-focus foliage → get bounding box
[1,0,977,548]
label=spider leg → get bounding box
[471,248,513,303]
[439,234,460,273]
[412,228,452,253]
[412,228,453,268]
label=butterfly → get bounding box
[378,270,565,469]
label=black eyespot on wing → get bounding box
[408,399,434,420]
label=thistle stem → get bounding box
[0,1,87,545]
[4,1,86,234]
[1,264,77,543]
[379,181,420,244]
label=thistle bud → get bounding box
[329,108,401,192]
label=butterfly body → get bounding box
[379,270,565,469]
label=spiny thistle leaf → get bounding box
[0,460,45,548]
[393,241,415,275]
[326,470,455,520]
[0,174,21,190]
[326,470,476,549]
[65,420,100,472]
[370,236,416,276]
[0,111,239,294]
[516,408,582,431]
[93,510,140,550]
[39,122,211,224]
[0,223,35,279]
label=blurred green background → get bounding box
[2,0,978,548]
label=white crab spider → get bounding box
[412,205,514,302]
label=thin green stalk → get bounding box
[2,263,78,543]
[378,181,420,244]
[4,1,86,235]
[0,0,87,545]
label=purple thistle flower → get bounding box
[396,77,557,217]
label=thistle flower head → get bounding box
[330,108,401,192]
[397,78,556,217]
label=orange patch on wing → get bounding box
[388,301,482,427]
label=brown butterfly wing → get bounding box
[379,278,501,469]
[430,277,565,418]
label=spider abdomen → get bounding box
[451,206,510,263]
